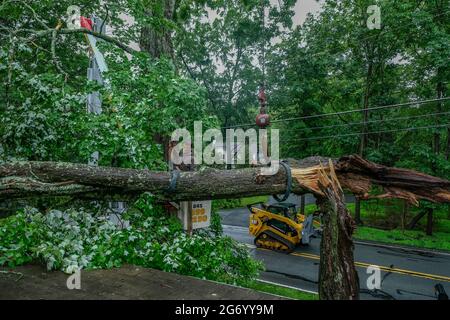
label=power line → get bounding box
[218,10,450,130]
[222,97,450,129]
[281,110,450,132]
[273,97,450,124]
[281,123,450,143]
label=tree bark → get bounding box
[426,207,433,236]
[354,198,362,225]
[401,200,409,230]
[359,63,372,157]
[1,155,450,204]
[317,160,359,300]
[300,194,305,214]
[433,79,444,159]
[140,0,176,59]
[357,54,375,226]
[446,127,450,161]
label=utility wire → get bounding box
[222,97,450,129]
[280,110,450,132]
[218,10,450,130]
[281,123,450,143]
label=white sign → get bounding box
[179,200,211,230]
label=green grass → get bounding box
[240,196,270,207]
[354,227,450,251]
[214,196,270,210]
[244,280,318,300]
[304,202,450,252]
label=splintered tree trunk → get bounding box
[316,161,359,300]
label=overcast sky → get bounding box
[121,1,324,52]
[206,0,323,26]
[292,0,323,26]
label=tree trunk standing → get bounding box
[300,194,305,214]
[354,197,362,225]
[428,79,444,231]
[433,0,447,158]
[139,0,176,59]
[359,62,373,157]
[316,162,359,300]
[437,81,446,159]
[446,127,450,161]
[401,200,409,230]
[426,207,433,236]
[140,1,176,161]
[356,49,374,226]
[433,80,444,161]
[186,200,193,236]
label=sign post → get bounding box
[178,200,211,231]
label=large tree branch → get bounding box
[1,155,449,203]
[43,28,137,55]
[2,26,137,55]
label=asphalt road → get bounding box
[219,205,450,300]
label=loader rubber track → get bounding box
[254,230,295,254]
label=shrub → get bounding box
[0,199,262,286]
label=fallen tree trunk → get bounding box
[1,154,450,301]
[1,155,449,204]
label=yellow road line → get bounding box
[288,251,450,283]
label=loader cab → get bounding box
[267,203,297,220]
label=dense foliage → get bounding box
[175,0,449,223]
[0,196,262,284]
[0,0,258,282]
[267,0,449,178]
[1,1,448,175]
[0,0,449,282]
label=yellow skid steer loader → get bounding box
[248,202,320,253]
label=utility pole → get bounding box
[86,16,106,164]
[300,194,305,214]
[86,16,108,118]
[86,16,126,219]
